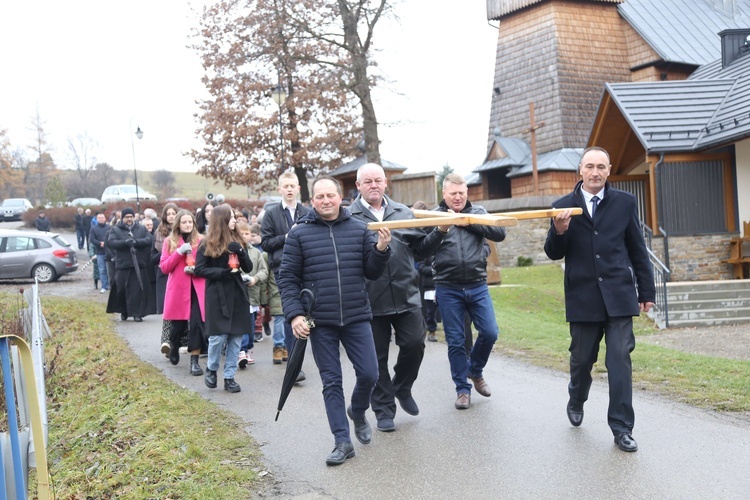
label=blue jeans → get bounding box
[310,321,378,443]
[96,254,109,290]
[272,315,285,348]
[436,283,499,394]
[207,334,243,380]
[241,312,256,352]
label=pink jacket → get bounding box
[160,237,206,321]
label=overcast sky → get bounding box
[0,1,498,178]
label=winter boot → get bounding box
[190,355,203,376]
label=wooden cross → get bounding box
[522,102,545,196]
[366,208,583,230]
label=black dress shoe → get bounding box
[133,316,142,322]
[120,313,128,321]
[346,405,372,444]
[204,369,217,389]
[295,370,306,383]
[396,394,420,416]
[376,418,396,432]
[224,378,241,393]
[169,344,180,366]
[566,401,584,427]
[325,441,355,466]
[615,433,638,452]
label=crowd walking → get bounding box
[92,153,654,465]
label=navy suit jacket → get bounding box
[544,181,655,323]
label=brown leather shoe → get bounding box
[469,376,491,397]
[455,393,471,410]
[281,347,289,362]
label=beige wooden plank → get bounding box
[500,208,583,219]
[367,215,517,231]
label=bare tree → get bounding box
[152,169,176,198]
[67,132,99,195]
[26,107,56,204]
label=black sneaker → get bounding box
[224,378,241,393]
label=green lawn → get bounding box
[494,264,750,412]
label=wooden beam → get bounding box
[413,208,582,220]
[367,215,518,231]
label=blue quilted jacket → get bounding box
[278,207,391,327]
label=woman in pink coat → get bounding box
[160,209,207,375]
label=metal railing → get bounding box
[642,223,671,328]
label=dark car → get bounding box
[0,198,33,221]
[0,229,78,282]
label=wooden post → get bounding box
[523,102,545,196]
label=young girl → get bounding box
[235,221,269,368]
[194,204,253,393]
[155,203,179,357]
[160,209,206,376]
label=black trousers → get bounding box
[370,309,425,420]
[568,316,636,435]
[170,286,205,352]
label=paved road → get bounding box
[4,224,749,498]
[117,314,749,499]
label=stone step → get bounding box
[667,289,750,302]
[667,279,750,292]
[667,297,750,311]
[665,316,750,328]
[667,306,750,321]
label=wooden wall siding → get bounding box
[624,22,660,71]
[468,184,485,201]
[488,1,631,157]
[390,175,438,207]
[555,2,633,148]
[511,170,577,196]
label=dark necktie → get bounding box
[591,195,600,218]
[284,207,294,228]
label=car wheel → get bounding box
[33,263,57,283]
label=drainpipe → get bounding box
[654,153,670,277]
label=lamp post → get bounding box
[271,82,286,169]
[130,123,144,213]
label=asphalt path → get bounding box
[8,225,749,499]
[117,314,749,499]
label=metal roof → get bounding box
[506,148,583,178]
[473,136,531,172]
[603,55,750,153]
[328,155,407,177]
[618,0,750,66]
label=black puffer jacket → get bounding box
[278,207,390,327]
[350,195,445,315]
[432,200,506,285]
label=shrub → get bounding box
[517,256,534,267]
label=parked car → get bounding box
[68,197,102,207]
[0,229,78,282]
[0,198,33,221]
[100,185,157,204]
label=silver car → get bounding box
[0,229,78,282]
[0,198,33,221]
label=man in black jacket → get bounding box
[350,163,447,432]
[261,171,310,365]
[278,176,391,466]
[89,212,110,293]
[433,174,506,410]
[544,146,655,453]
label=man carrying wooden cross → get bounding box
[350,163,447,432]
[433,174,507,410]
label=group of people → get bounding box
[97,147,655,465]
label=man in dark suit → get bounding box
[261,171,310,369]
[544,146,655,452]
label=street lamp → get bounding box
[271,82,286,169]
[130,124,144,213]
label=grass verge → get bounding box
[1,294,264,498]
[494,264,750,413]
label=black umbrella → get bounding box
[127,231,144,291]
[275,288,315,421]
